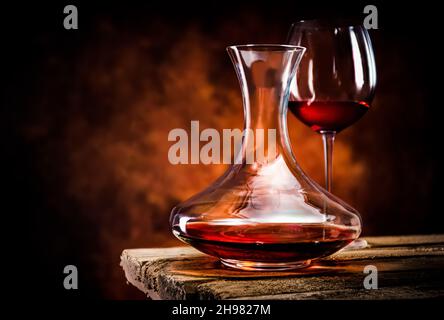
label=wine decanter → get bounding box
[170,45,361,271]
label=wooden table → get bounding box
[120,235,444,300]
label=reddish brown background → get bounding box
[9,0,441,299]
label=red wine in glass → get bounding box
[288,100,370,133]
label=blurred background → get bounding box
[8,0,441,299]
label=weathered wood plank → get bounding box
[235,286,444,300]
[194,260,444,299]
[364,234,444,247]
[120,235,444,300]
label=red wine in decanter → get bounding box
[173,220,359,263]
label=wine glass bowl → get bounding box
[288,20,377,114]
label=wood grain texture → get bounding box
[120,235,444,300]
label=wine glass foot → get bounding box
[220,258,311,271]
[343,238,368,250]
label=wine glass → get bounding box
[287,20,377,249]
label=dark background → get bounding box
[7,0,441,299]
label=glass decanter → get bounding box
[170,44,361,271]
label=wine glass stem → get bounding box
[321,131,336,192]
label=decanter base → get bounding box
[343,238,368,250]
[220,258,311,271]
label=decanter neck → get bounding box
[247,87,281,131]
[243,87,283,164]
[227,45,305,165]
